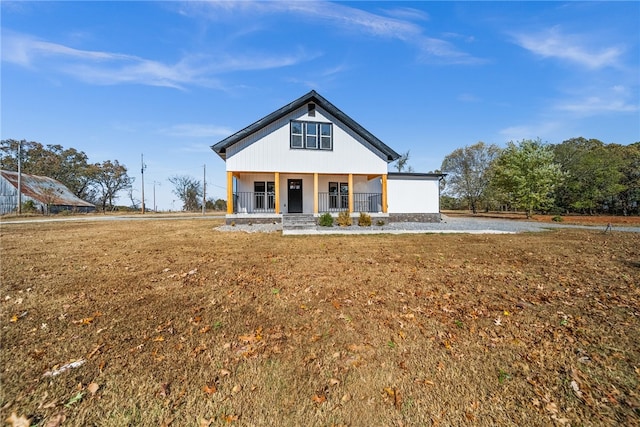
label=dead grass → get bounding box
[443,210,640,226]
[1,219,639,426]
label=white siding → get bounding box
[387,176,440,214]
[226,106,388,174]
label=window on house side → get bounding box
[254,181,275,210]
[329,181,348,209]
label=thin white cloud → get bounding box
[499,121,563,143]
[187,0,482,65]
[382,7,430,23]
[512,26,624,69]
[556,96,638,115]
[554,84,638,116]
[159,124,234,138]
[1,30,313,89]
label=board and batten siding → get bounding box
[387,175,440,214]
[226,105,388,175]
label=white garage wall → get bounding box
[387,176,441,214]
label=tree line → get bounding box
[1,139,228,213]
[441,138,640,217]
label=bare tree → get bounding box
[168,175,202,211]
[393,150,414,173]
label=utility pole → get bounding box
[153,181,161,213]
[17,141,22,214]
[141,154,146,214]
[202,164,206,215]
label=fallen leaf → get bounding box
[231,384,242,394]
[332,300,342,310]
[87,382,100,395]
[5,412,30,427]
[203,384,217,395]
[545,402,558,413]
[224,414,238,423]
[220,368,232,377]
[312,394,326,403]
[494,317,502,326]
[329,378,340,386]
[159,383,171,398]
[341,393,352,403]
[199,418,212,427]
[10,314,18,323]
[384,387,402,409]
[152,336,165,342]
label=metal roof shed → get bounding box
[0,170,96,215]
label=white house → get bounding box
[211,91,443,224]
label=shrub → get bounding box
[552,215,563,222]
[21,200,38,214]
[358,212,372,226]
[318,212,334,227]
[337,211,352,227]
[376,219,385,226]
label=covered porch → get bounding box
[226,171,388,216]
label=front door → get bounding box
[288,179,303,213]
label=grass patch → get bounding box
[1,219,639,426]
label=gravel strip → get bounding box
[215,215,640,235]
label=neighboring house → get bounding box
[0,170,96,215]
[211,91,443,224]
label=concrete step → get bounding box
[282,214,316,230]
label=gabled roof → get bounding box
[211,90,400,162]
[0,170,95,208]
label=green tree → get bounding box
[493,139,562,218]
[168,175,202,211]
[94,160,133,212]
[1,139,97,202]
[440,142,501,213]
[609,142,640,215]
[206,198,227,211]
[552,138,624,214]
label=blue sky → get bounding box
[2,1,639,210]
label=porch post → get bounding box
[226,171,233,214]
[348,173,354,213]
[382,174,388,213]
[274,172,280,214]
[313,173,318,214]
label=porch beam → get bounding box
[274,172,280,214]
[313,173,318,214]
[226,171,233,214]
[382,174,388,213]
[348,173,353,213]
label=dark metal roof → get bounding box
[1,170,95,208]
[211,90,400,162]
[388,172,447,179]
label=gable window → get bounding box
[291,122,303,148]
[254,181,275,211]
[291,121,332,150]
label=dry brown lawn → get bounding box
[1,218,639,426]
